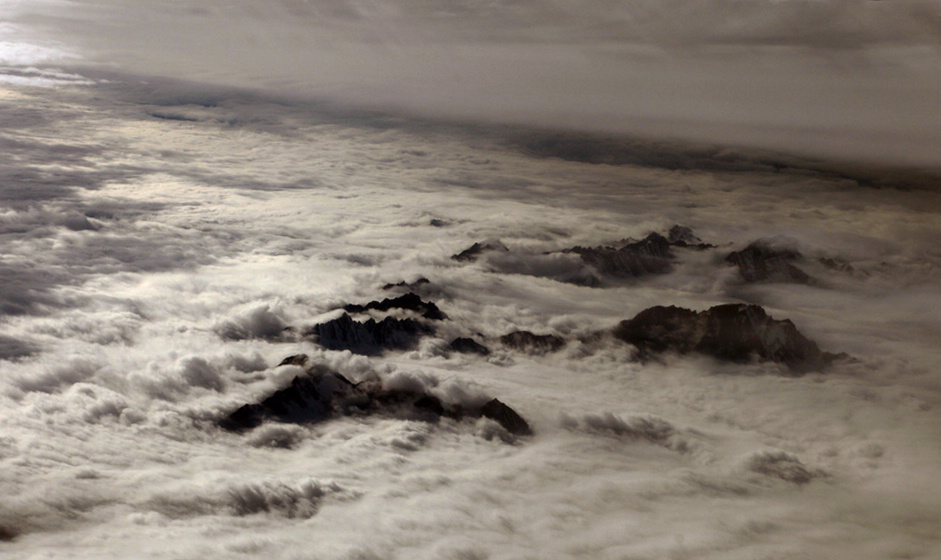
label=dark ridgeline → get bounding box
[306,313,432,356]
[614,303,841,373]
[451,239,510,262]
[725,241,813,284]
[565,233,674,278]
[306,293,446,356]
[449,337,491,356]
[343,292,446,320]
[220,356,532,437]
[382,277,431,291]
[449,226,714,287]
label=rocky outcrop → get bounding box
[614,306,702,355]
[220,356,532,437]
[725,241,812,284]
[220,366,359,431]
[566,232,673,278]
[451,239,509,262]
[382,278,431,291]
[449,337,491,356]
[448,227,713,286]
[667,225,714,249]
[499,331,565,354]
[614,304,831,372]
[560,227,710,282]
[305,313,432,355]
[277,354,309,367]
[481,399,532,436]
[344,292,446,320]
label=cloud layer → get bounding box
[6,0,941,165]
[0,68,940,558]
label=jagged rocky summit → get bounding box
[306,313,432,356]
[564,232,674,280]
[564,225,715,283]
[448,331,568,356]
[306,293,445,355]
[449,337,491,356]
[451,239,509,262]
[447,227,864,291]
[614,303,838,372]
[448,226,713,287]
[220,356,532,437]
[382,277,431,291]
[343,292,447,320]
[725,240,813,284]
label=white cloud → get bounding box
[0,77,939,560]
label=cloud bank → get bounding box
[6,0,941,165]
[0,79,939,558]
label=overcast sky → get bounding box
[5,1,941,164]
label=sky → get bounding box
[5,0,941,166]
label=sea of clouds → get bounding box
[0,74,938,559]
[1,2,941,558]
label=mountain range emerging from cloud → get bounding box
[2,3,941,559]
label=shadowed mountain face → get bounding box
[221,366,360,431]
[614,304,831,372]
[566,233,674,279]
[451,239,510,262]
[449,337,491,356]
[343,292,447,321]
[726,241,812,284]
[306,293,447,355]
[305,313,433,356]
[220,357,532,437]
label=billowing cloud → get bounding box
[0,27,939,560]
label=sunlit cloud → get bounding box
[0,4,940,559]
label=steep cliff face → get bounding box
[614,304,829,372]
